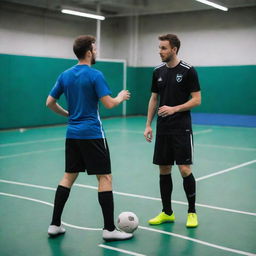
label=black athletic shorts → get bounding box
[153,132,193,165]
[65,138,111,175]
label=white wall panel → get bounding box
[0,4,255,66]
[137,7,256,66]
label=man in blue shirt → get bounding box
[46,35,132,241]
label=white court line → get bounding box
[0,179,56,191]
[193,129,213,135]
[138,226,256,256]
[75,183,256,217]
[196,160,256,181]
[183,201,256,216]
[106,129,143,134]
[107,128,212,135]
[0,129,138,148]
[0,128,212,159]
[0,192,255,256]
[0,179,255,216]
[196,143,256,152]
[0,147,64,159]
[192,124,256,130]
[62,222,101,231]
[0,192,54,207]
[0,129,136,148]
[99,244,146,256]
[0,192,101,231]
[0,138,64,147]
[0,128,211,148]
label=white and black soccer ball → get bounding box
[117,212,139,233]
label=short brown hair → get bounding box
[158,34,181,54]
[73,35,96,60]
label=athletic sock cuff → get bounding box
[183,173,194,179]
[98,191,113,195]
[160,174,171,178]
[58,185,71,192]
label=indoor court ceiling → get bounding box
[1,0,256,17]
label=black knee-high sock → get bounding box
[98,191,115,231]
[183,173,196,213]
[160,174,173,215]
[51,185,70,226]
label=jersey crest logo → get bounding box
[158,77,163,82]
[176,74,183,83]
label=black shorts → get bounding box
[153,132,193,165]
[65,138,111,175]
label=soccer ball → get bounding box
[117,212,139,233]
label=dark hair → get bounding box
[158,34,181,53]
[73,35,96,60]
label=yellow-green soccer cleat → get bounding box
[148,212,175,225]
[186,213,198,228]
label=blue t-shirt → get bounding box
[49,64,112,139]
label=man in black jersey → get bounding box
[144,34,201,228]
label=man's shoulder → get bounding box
[179,61,199,77]
[153,63,166,75]
[179,61,196,71]
[60,65,78,79]
[154,63,166,71]
[64,65,104,80]
[63,65,77,73]
[89,67,103,75]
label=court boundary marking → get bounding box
[0,147,64,159]
[0,178,255,217]
[1,143,255,160]
[0,192,101,231]
[74,183,256,217]
[0,128,212,148]
[1,118,255,134]
[0,137,64,147]
[138,226,256,256]
[98,244,146,256]
[196,160,256,181]
[196,143,256,152]
[1,125,255,255]
[0,128,255,154]
[0,191,255,256]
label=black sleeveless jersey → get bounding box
[151,61,201,134]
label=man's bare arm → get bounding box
[46,95,69,117]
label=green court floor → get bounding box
[0,116,255,256]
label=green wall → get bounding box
[127,65,256,116]
[126,67,153,115]
[0,54,123,129]
[95,61,123,117]
[195,65,256,115]
[0,53,255,129]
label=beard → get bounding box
[162,53,173,63]
[91,56,96,65]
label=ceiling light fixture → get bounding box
[61,9,105,20]
[195,0,228,11]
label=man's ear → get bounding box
[85,50,92,58]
